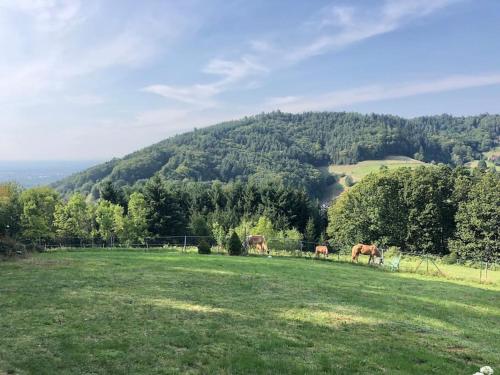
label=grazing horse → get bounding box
[245,235,268,254]
[315,245,329,258]
[351,244,382,264]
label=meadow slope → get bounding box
[1,250,499,374]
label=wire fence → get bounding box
[18,235,315,250]
[13,235,499,284]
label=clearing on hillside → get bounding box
[329,155,427,184]
[321,156,427,203]
[466,147,500,171]
[1,250,498,374]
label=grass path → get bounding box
[1,250,499,374]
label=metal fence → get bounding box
[15,236,498,283]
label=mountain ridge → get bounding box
[52,111,500,198]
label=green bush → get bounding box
[197,239,211,255]
[384,246,401,258]
[344,175,355,187]
[441,251,458,264]
[0,236,26,257]
[228,231,242,256]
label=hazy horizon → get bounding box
[0,160,102,186]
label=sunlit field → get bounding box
[1,250,498,374]
[328,156,427,184]
[331,252,500,286]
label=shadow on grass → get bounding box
[1,251,499,374]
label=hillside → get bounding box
[329,155,427,183]
[53,112,500,198]
[320,156,429,203]
[466,146,500,171]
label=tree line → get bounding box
[1,176,324,249]
[1,164,498,261]
[53,111,500,198]
[327,166,499,262]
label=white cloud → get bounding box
[288,0,458,61]
[0,0,84,31]
[143,57,267,107]
[0,1,195,101]
[265,73,500,112]
[142,0,460,116]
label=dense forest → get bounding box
[2,165,498,261]
[53,111,500,198]
[1,178,323,251]
[328,166,499,261]
[2,111,499,260]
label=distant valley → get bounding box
[0,160,100,187]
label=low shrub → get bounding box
[0,236,27,258]
[441,251,458,265]
[197,239,211,255]
[384,246,401,258]
[228,231,242,256]
[344,175,355,187]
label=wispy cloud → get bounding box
[265,72,500,112]
[0,0,84,31]
[145,0,459,110]
[143,57,267,107]
[0,1,196,101]
[288,0,458,61]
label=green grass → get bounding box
[321,156,428,202]
[484,146,500,160]
[466,147,500,171]
[1,250,499,374]
[329,156,427,185]
[332,252,500,286]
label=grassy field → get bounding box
[331,252,500,286]
[322,152,499,203]
[1,250,499,374]
[320,156,427,202]
[328,156,427,185]
[466,146,500,171]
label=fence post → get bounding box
[183,235,187,253]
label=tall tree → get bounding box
[0,183,22,238]
[54,193,90,240]
[99,180,126,208]
[20,187,60,242]
[450,172,500,262]
[143,175,188,236]
[122,192,149,245]
[95,200,124,245]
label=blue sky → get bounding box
[1,0,500,160]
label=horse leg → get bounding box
[368,255,372,264]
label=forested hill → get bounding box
[53,111,500,197]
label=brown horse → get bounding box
[315,245,329,258]
[246,235,268,254]
[351,244,382,264]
